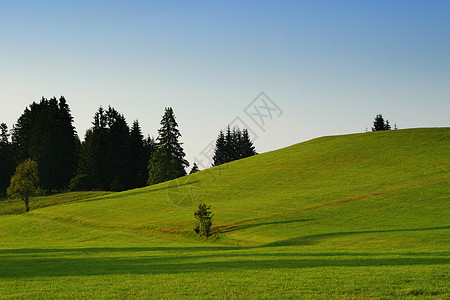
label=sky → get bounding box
[1,0,449,170]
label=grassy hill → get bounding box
[0,128,448,298]
[0,191,113,215]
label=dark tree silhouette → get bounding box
[372,114,391,131]
[73,106,130,191]
[189,162,200,174]
[212,130,227,166]
[12,97,78,191]
[72,107,153,191]
[127,120,154,188]
[213,126,257,166]
[0,123,15,196]
[148,107,188,185]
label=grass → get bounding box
[0,128,448,298]
[0,191,113,215]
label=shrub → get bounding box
[194,203,213,237]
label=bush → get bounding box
[194,203,213,237]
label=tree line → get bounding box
[1,97,258,196]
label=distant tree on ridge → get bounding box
[213,126,257,166]
[190,162,200,174]
[372,114,391,131]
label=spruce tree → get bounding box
[212,126,257,166]
[12,97,78,191]
[190,162,200,174]
[147,151,176,185]
[372,114,391,131]
[0,123,15,196]
[239,129,257,158]
[212,130,226,166]
[0,123,9,144]
[73,106,131,191]
[128,120,148,188]
[231,127,242,160]
[225,126,235,162]
[105,107,130,190]
[148,107,188,185]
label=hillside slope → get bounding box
[0,128,448,299]
[1,128,448,248]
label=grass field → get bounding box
[0,128,448,298]
[0,192,113,215]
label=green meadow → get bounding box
[0,128,449,298]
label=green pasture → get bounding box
[0,128,448,298]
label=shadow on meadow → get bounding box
[218,218,314,234]
[0,250,448,279]
[76,181,200,203]
[263,226,450,247]
[0,226,449,279]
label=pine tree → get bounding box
[0,123,9,144]
[57,97,79,189]
[148,107,188,185]
[0,123,16,196]
[73,106,131,191]
[147,151,177,185]
[212,130,226,166]
[372,114,391,131]
[190,162,200,174]
[224,126,235,163]
[105,107,130,190]
[239,129,257,158]
[194,203,213,237]
[11,97,78,191]
[212,126,257,166]
[231,127,242,160]
[127,120,148,188]
[143,135,155,159]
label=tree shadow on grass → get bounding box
[0,249,448,279]
[0,226,448,279]
[217,218,314,234]
[77,181,200,203]
[262,226,450,247]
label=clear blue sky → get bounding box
[1,0,449,169]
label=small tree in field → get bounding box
[189,162,200,174]
[372,114,391,131]
[7,159,39,212]
[194,203,213,237]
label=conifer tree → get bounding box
[239,129,257,158]
[0,123,9,144]
[190,162,200,174]
[147,151,176,185]
[12,97,78,191]
[148,107,188,185]
[0,123,15,196]
[212,130,226,166]
[212,126,257,166]
[73,106,132,191]
[372,114,391,131]
[224,126,234,163]
[127,120,149,188]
